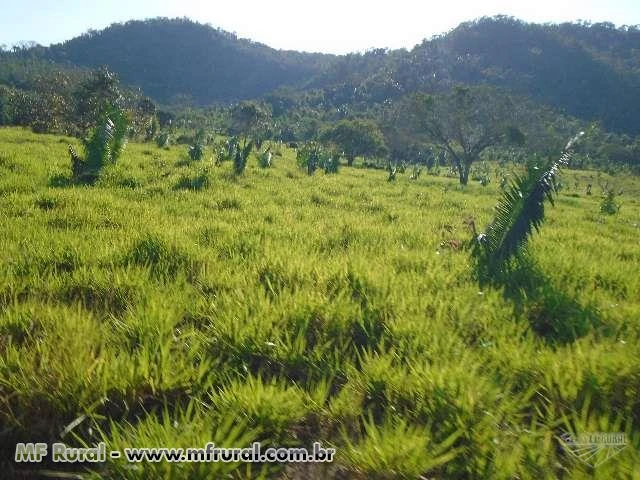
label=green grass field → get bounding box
[1,127,639,479]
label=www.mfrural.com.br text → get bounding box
[14,441,336,464]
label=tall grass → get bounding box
[0,127,639,479]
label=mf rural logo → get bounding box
[559,431,628,467]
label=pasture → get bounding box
[1,127,639,478]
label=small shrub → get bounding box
[258,146,272,168]
[600,188,621,215]
[297,142,322,175]
[174,171,211,191]
[187,129,206,161]
[234,140,253,175]
[155,132,170,148]
[188,143,204,161]
[322,155,339,174]
[387,161,397,182]
[68,106,128,183]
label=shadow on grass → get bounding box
[485,259,600,344]
[48,173,74,188]
[49,172,99,187]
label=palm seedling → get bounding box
[234,139,253,175]
[599,183,621,215]
[296,142,321,175]
[68,105,128,182]
[188,130,207,161]
[155,132,170,148]
[258,146,272,168]
[387,161,397,182]
[470,132,583,281]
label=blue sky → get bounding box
[2,0,639,54]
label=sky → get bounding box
[2,0,639,54]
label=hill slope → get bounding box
[4,16,640,133]
[44,18,333,104]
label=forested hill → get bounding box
[309,17,640,134]
[42,18,334,104]
[4,16,640,133]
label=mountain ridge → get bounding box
[3,16,640,133]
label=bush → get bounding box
[188,143,204,161]
[258,146,272,168]
[600,188,621,215]
[155,132,170,148]
[69,106,128,183]
[234,140,253,175]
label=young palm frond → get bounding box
[234,139,253,175]
[471,132,583,280]
[69,106,128,182]
[387,161,397,182]
[83,106,129,173]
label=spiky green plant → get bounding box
[234,139,253,175]
[69,106,128,182]
[258,146,272,168]
[322,151,339,174]
[188,129,207,161]
[600,185,621,215]
[155,132,170,148]
[387,161,397,182]
[85,107,128,168]
[188,143,204,161]
[471,132,583,280]
[296,142,321,175]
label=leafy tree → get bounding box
[229,101,271,144]
[73,67,123,136]
[411,86,524,185]
[0,89,10,125]
[321,119,388,166]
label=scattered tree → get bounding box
[321,119,388,167]
[410,86,525,184]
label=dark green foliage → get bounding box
[73,67,123,136]
[410,86,522,185]
[187,129,206,161]
[155,132,170,148]
[258,146,272,168]
[174,171,210,191]
[84,107,128,170]
[69,105,129,182]
[322,154,339,174]
[0,91,12,125]
[387,161,397,182]
[296,142,338,175]
[233,140,253,175]
[188,143,204,161]
[471,133,583,280]
[321,119,388,166]
[296,142,322,175]
[229,101,271,142]
[213,137,238,165]
[41,18,330,104]
[600,187,621,215]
